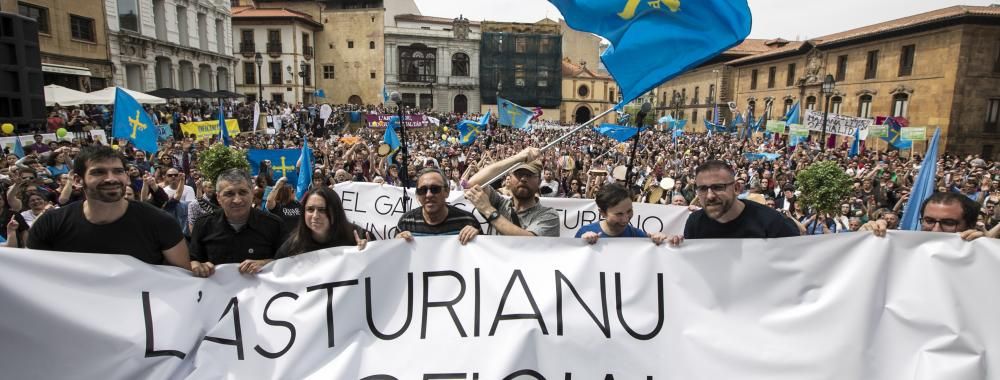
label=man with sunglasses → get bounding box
[669,160,799,245]
[395,168,481,244]
[465,147,560,237]
[862,192,995,240]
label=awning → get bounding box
[42,63,92,77]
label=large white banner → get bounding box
[333,182,690,239]
[1,233,999,379]
[804,110,874,138]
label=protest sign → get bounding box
[1,233,998,379]
[901,126,927,141]
[180,120,241,141]
[789,123,809,137]
[366,114,428,128]
[766,120,786,134]
[804,110,873,138]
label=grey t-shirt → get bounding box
[484,186,560,237]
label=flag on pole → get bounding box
[456,110,491,146]
[848,127,861,158]
[594,123,642,142]
[784,102,800,125]
[218,104,232,146]
[111,88,158,154]
[881,117,913,149]
[382,85,389,104]
[383,116,402,161]
[548,0,751,106]
[296,139,313,200]
[252,101,261,132]
[900,128,941,231]
[12,137,25,158]
[497,98,533,130]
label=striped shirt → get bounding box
[396,205,483,236]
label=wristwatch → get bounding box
[484,210,500,223]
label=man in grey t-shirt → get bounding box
[464,148,560,237]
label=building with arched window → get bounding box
[384,14,481,113]
[560,58,615,125]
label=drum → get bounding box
[660,177,675,190]
[377,143,391,156]
[612,165,628,181]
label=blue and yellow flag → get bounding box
[497,98,533,130]
[112,88,158,153]
[218,104,232,147]
[456,110,490,146]
[594,123,641,142]
[881,117,912,149]
[549,0,751,106]
[296,140,313,200]
[900,128,941,231]
[12,137,25,158]
[247,149,301,184]
[383,117,402,161]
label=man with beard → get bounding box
[465,147,560,237]
[669,160,799,244]
[395,168,481,244]
[27,146,190,269]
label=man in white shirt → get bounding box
[540,169,559,197]
[162,167,196,203]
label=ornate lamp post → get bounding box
[254,52,264,103]
[820,74,836,152]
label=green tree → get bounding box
[197,143,250,184]
[795,161,854,215]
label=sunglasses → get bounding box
[416,185,444,196]
[166,174,178,177]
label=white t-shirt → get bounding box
[163,185,197,203]
[540,180,559,197]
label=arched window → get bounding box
[806,96,817,111]
[830,96,843,115]
[451,53,469,77]
[858,95,873,118]
[399,44,436,83]
[783,98,794,116]
[693,87,700,104]
[891,93,909,118]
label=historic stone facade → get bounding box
[560,58,616,125]
[385,14,481,113]
[313,2,384,105]
[105,0,235,93]
[231,6,320,104]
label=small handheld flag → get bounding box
[296,139,313,200]
[218,104,232,146]
[111,88,158,153]
[497,98,533,130]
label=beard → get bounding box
[84,181,126,203]
[513,185,535,201]
[703,197,733,220]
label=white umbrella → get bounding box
[83,86,167,105]
[43,84,97,106]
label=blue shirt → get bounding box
[575,222,648,238]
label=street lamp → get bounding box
[819,74,836,152]
[254,52,264,103]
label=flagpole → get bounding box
[482,107,617,186]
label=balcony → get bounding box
[399,73,436,84]
[239,41,255,58]
[266,42,282,57]
[303,46,313,60]
[447,76,476,88]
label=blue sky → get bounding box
[413,0,998,39]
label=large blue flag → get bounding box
[784,102,800,125]
[12,137,25,158]
[549,0,751,106]
[383,117,402,161]
[112,88,158,154]
[456,110,490,146]
[497,98,533,130]
[595,123,642,142]
[881,117,912,149]
[247,149,301,184]
[900,127,941,231]
[218,104,232,146]
[296,140,313,200]
[848,127,860,158]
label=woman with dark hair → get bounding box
[576,183,668,245]
[275,187,373,258]
[267,177,302,231]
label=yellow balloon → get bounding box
[441,134,447,140]
[111,144,120,151]
[442,127,449,132]
[1,123,13,134]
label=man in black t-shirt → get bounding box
[396,168,481,244]
[27,146,191,268]
[669,160,799,245]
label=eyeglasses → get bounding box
[921,217,961,230]
[416,185,444,196]
[512,172,538,180]
[21,176,35,181]
[695,182,734,194]
[166,174,178,177]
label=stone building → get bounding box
[559,19,600,75]
[727,5,1000,157]
[560,58,616,125]
[231,5,320,103]
[385,14,481,113]
[5,0,114,91]
[106,0,236,93]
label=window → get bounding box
[399,45,437,83]
[985,98,999,133]
[515,37,526,53]
[268,30,280,43]
[347,40,354,49]
[302,64,311,86]
[197,13,208,50]
[865,50,879,80]
[243,62,256,84]
[118,0,140,33]
[693,87,700,104]
[451,53,469,77]
[692,110,698,123]
[216,19,225,54]
[783,99,793,116]
[177,6,188,47]
[707,110,713,123]
[891,93,908,117]
[708,84,715,102]
[402,93,416,109]
[786,63,796,87]
[899,44,915,77]
[858,95,872,118]
[269,62,281,84]
[767,66,776,88]
[836,55,848,82]
[806,96,817,111]
[70,15,95,42]
[419,94,433,110]
[831,96,842,115]
[370,71,375,79]
[18,2,49,34]
[271,93,283,103]
[323,65,334,79]
[750,69,758,90]
[369,41,375,49]
[994,40,1000,73]
[578,85,589,98]
[609,86,616,102]
[514,65,525,87]
[242,30,253,43]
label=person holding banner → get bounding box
[190,169,288,277]
[396,168,482,244]
[276,187,371,258]
[27,146,191,269]
[577,183,668,245]
[861,192,992,241]
[465,147,560,237]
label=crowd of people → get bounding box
[3,99,999,273]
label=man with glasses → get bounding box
[862,192,995,240]
[465,147,560,237]
[395,168,481,245]
[669,160,799,244]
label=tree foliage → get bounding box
[795,161,854,215]
[196,143,250,184]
